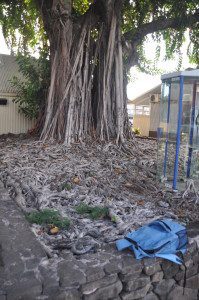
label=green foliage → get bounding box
[62,182,72,191]
[122,0,199,67]
[188,24,199,64]
[136,42,162,75]
[26,209,70,229]
[73,0,93,16]
[133,127,141,135]
[0,0,198,74]
[111,215,117,223]
[0,0,46,53]
[76,204,109,220]
[11,53,50,119]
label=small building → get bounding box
[0,54,35,135]
[128,85,161,137]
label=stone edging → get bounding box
[0,181,199,300]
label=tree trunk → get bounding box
[40,0,131,145]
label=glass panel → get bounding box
[163,141,176,182]
[186,83,199,186]
[188,148,199,181]
[157,81,170,181]
[159,82,170,138]
[192,88,199,147]
[157,78,199,190]
[164,79,180,184]
[181,83,193,144]
[167,79,180,142]
[157,139,166,180]
[177,82,194,183]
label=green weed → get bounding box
[133,127,141,135]
[26,209,70,229]
[76,204,109,220]
[62,182,72,191]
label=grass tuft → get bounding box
[26,209,70,229]
[62,182,72,191]
[76,204,109,220]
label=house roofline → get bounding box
[128,84,161,103]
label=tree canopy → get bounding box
[0,1,198,145]
[0,0,198,65]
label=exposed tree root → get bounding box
[0,135,199,257]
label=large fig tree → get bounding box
[0,0,198,144]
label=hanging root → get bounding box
[41,2,130,146]
[41,17,101,145]
[182,179,199,204]
[96,8,127,144]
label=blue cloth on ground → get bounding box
[116,219,187,265]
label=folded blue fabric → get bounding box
[116,219,187,264]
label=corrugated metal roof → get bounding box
[129,84,161,105]
[0,54,23,94]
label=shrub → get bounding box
[11,53,50,119]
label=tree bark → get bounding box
[39,0,131,145]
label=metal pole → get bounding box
[187,81,197,178]
[173,76,184,190]
[163,82,171,177]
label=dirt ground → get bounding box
[0,134,198,257]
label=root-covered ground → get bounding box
[0,134,198,258]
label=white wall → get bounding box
[0,93,35,134]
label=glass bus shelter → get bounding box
[157,69,199,190]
